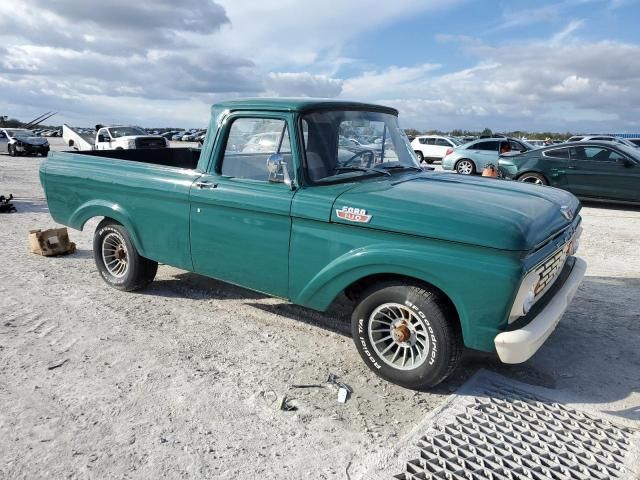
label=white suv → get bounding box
[410,135,460,163]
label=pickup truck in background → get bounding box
[40,99,586,389]
[63,124,169,151]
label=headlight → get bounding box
[509,270,541,323]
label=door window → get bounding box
[435,138,450,146]
[221,118,292,181]
[97,128,110,142]
[474,141,499,151]
[0,131,6,139]
[543,147,570,159]
[570,146,619,162]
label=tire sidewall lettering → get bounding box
[404,300,438,366]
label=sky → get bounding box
[1,0,639,132]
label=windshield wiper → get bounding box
[380,165,423,172]
[333,166,391,176]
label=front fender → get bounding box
[68,200,145,255]
[291,238,523,352]
[295,245,454,308]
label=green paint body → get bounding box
[40,99,581,352]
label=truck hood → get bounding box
[332,172,580,251]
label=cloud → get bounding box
[342,32,640,131]
[264,73,343,97]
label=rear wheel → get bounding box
[351,282,462,389]
[93,220,158,291]
[414,151,424,162]
[8,145,16,157]
[455,159,475,175]
[518,172,547,185]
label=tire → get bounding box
[115,147,124,150]
[8,145,16,157]
[518,172,547,186]
[414,151,424,162]
[93,220,158,291]
[351,282,462,390]
[455,159,475,175]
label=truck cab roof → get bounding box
[213,98,398,115]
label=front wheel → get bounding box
[8,145,16,157]
[351,282,462,390]
[414,151,424,162]
[93,220,158,291]
[518,172,547,185]
[455,159,475,175]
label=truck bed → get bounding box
[66,147,201,170]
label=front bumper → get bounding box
[494,256,586,364]
[15,143,49,154]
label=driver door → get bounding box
[566,145,636,201]
[189,114,297,297]
[96,128,111,150]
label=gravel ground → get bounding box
[1,142,638,479]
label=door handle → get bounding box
[195,181,218,189]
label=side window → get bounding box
[509,140,524,151]
[97,128,110,142]
[425,138,436,145]
[475,141,498,151]
[435,138,450,147]
[418,138,427,144]
[0,131,6,139]
[221,118,291,181]
[543,148,569,159]
[570,146,618,162]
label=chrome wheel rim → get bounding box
[101,232,129,278]
[457,160,473,174]
[368,303,431,371]
[520,175,543,185]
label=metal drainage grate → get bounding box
[395,381,635,479]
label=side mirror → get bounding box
[266,154,293,188]
[621,158,635,167]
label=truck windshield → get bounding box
[109,126,147,138]
[301,110,421,183]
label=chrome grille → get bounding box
[135,137,166,148]
[534,242,570,297]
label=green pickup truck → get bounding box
[40,99,586,389]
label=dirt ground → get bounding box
[1,142,639,479]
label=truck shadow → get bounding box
[144,272,269,301]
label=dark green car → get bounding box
[499,141,640,204]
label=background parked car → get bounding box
[498,141,639,204]
[442,137,534,174]
[410,135,461,163]
[576,135,639,149]
[0,128,50,156]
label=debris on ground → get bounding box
[277,395,297,411]
[47,358,69,370]
[0,194,17,213]
[29,228,76,256]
